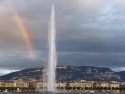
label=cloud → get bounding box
[0,68,19,76]
[112,67,125,72]
[0,0,125,74]
[57,52,125,67]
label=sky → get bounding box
[0,0,125,75]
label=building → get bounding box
[94,82,109,88]
[65,80,94,90]
[0,80,14,87]
[56,82,66,89]
[15,79,29,88]
[109,82,119,89]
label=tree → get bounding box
[60,86,64,89]
[104,87,107,90]
[77,87,81,90]
[123,87,125,90]
[69,87,72,90]
[93,87,96,90]
[89,87,92,90]
[108,87,111,90]
[100,87,103,90]
[56,86,60,89]
[119,87,122,91]
[112,87,115,90]
[115,87,119,90]
[96,87,100,90]
[85,87,88,90]
[73,87,76,90]
[65,86,69,90]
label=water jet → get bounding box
[47,4,57,92]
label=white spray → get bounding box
[47,4,57,92]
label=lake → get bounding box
[0,93,124,94]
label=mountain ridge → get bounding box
[0,66,124,81]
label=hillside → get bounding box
[0,66,122,81]
[116,71,125,81]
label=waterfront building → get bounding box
[34,81,48,89]
[94,82,109,88]
[109,82,119,89]
[56,82,66,89]
[0,79,121,91]
[34,81,43,89]
[120,82,125,88]
[65,80,94,90]
[15,79,29,88]
[0,80,14,87]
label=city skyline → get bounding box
[0,0,125,75]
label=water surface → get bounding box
[0,93,124,94]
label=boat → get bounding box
[4,89,8,92]
[88,90,95,93]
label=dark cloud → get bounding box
[58,52,125,67]
[0,0,125,75]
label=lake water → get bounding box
[0,93,124,94]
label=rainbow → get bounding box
[15,13,36,58]
[11,5,36,58]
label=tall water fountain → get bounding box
[47,4,57,92]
